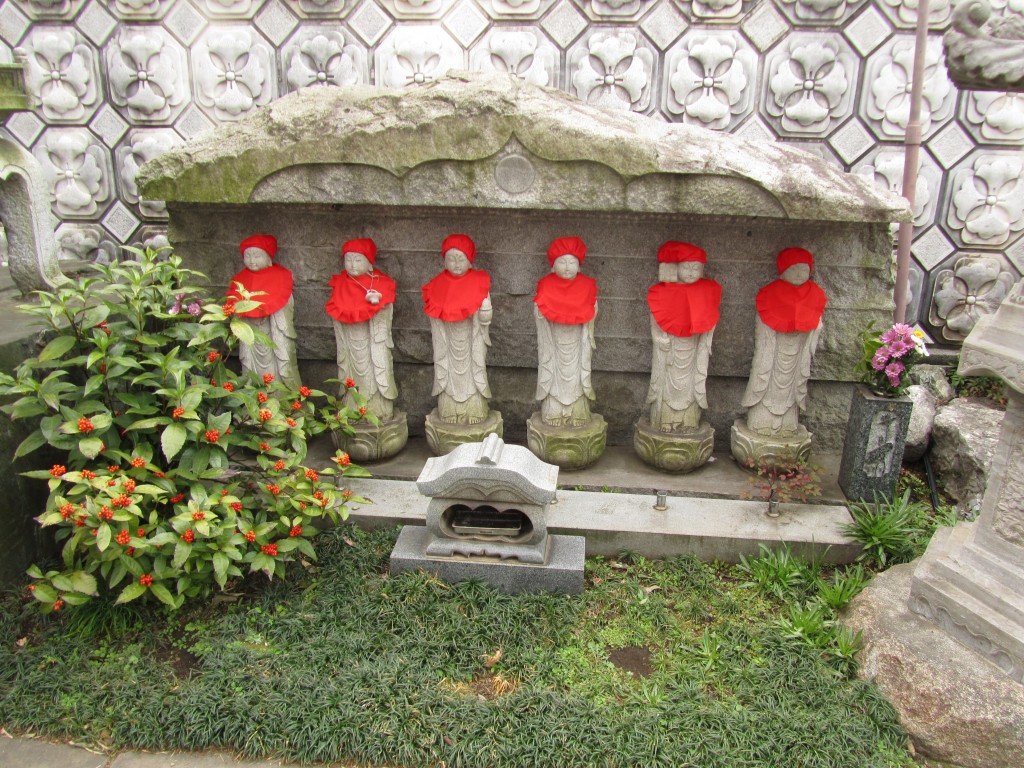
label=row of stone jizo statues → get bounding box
[227,234,827,472]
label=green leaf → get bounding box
[80,304,110,329]
[150,582,177,607]
[96,524,111,552]
[128,417,170,431]
[31,583,58,604]
[39,335,76,362]
[14,430,47,459]
[116,582,147,604]
[213,552,229,588]
[10,398,47,419]
[83,374,105,398]
[161,422,187,462]
[173,540,192,569]
[230,319,255,347]
[70,571,99,596]
[79,436,104,459]
[343,465,372,478]
[181,388,203,412]
[50,574,76,592]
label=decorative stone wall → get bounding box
[1,0,1022,344]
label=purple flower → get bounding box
[887,337,911,358]
[881,323,913,344]
[187,302,202,316]
[169,292,185,315]
[871,349,889,370]
[885,361,905,387]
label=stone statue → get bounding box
[528,237,607,470]
[634,242,721,472]
[421,234,502,454]
[227,234,300,389]
[731,247,827,470]
[324,237,407,460]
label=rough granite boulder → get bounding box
[842,562,1024,768]
[931,398,1005,514]
[903,385,937,463]
[911,364,955,405]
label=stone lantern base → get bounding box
[424,409,503,456]
[527,412,607,471]
[333,411,409,463]
[633,418,714,473]
[730,419,812,471]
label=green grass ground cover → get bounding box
[1,525,914,768]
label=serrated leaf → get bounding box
[96,524,111,552]
[14,430,47,459]
[129,417,169,431]
[230,319,255,347]
[51,574,75,592]
[213,552,229,588]
[79,436,103,459]
[150,582,177,607]
[161,422,187,462]
[173,541,192,569]
[80,304,109,329]
[181,388,203,412]
[31,583,58,604]
[70,571,98,596]
[39,335,76,362]
[10,398,47,419]
[116,582,147,604]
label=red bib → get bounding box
[647,279,721,336]
[534,273,598,325]
[227,264,294,318]
[325,270,396,323]
[755,279,827,333]
[422,269,491,322]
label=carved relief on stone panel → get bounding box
[283,28,368,92]
[283,0,353,17]
[468,28,557,87]
[776,0,868,25]
[192,27,275,121]
[377,0,454,19]
[192,0,267,18]
[946,153,1024,247]
[927,254,1018,341]
[674,0,755,23]
[107,0,176,20]
[763,33,857,137]
[10,0,86,19]
[106,27,188,124]
[15,28,101,123]
[581,0,657,22]
[376,27,465,88]
[33,128,113,219]
[664,30,755,130]
[854,147,942,230]
[568,30,655,112]
[477,0,554,20]
[964,91,1024,144]
[877,0,953,29]
[863,36,955,142]
[115,129,182,219]
[55,222,119,264]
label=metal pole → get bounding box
[893,0,931,323]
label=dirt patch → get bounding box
[441,672,519,701]
[153,644,199,679]
[608,646,653,678]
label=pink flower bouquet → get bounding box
[855,322,928,397]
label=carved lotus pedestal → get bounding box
[333,412,409,463]
[633,418,714,473]
[424,409,503,456]
[838,386,913,502]
[527,412,607,471]
[730,419,811,472]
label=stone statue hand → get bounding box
[478,295,493,325]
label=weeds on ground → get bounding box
[0,526,913,768]
[948,371,1007,408]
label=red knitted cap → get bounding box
[657,241,706,264]
[776,247,814,275]
[342,238,377,264]
[547,236,586,266]
[442,234,476,263]
[240,234,278,259]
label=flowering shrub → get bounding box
[0,248,370,612]
[855,323,928,397]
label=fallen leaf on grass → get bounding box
[482,649,503,668]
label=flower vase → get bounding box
[838,384,913,502]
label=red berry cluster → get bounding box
[182,529,195,544]
[81,469,96,479]
[230,502,243,512]
[130,457,145,468]
[112,494,131,508]
[107,464,119,472]
[299,386,311,397]
[192,510,205,521]
[259,442,270,451]
[205,429,220,443]
[337,453,351,466]
[245,530,257,543]
[289,525,302,538]
[261,543,278,556]
[116,530,131,545]
[172,407,184,419]
[258,409,272,422]
[273,460,285,471]
[266,483,281,495]
[99,506,113,521]
[222,300,236,316]
[50,464,66,477]
[59,503,74,518]
[291,401,302,411]
[139,574,154,587]
[77,417,94,433]
[304,469,318,482]
[344,378,356,389]
[223,382,235,392]
[207,351,220,363]
[123,479,136,492]
[170,492,185,503]
[263,374,275,384]
[257,392,268,403]
[286,418,296,428]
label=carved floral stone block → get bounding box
[16,28,99,122]
[34,128,112,219]
[864,35,955,141]
[879,0,954,28]
[664,30,755,130]
[376,27,464,89]
[581,0,657,21]
[283,0,353,17]
[11,0,86,20]
[476,0,553,19]
[377,0,452,19]
[764,33,856,136]
[964,90,1024,143]
[193,0,265,19]
[107,0,175,20]
[947,153,1024,247]
[928,254,1017,341]
[54,222,117,263]
[776,0,868,25]
[469,28,557,87]
[192,27,274,121]
[115,128,181,219]
[569,30,654,112]
[679,0,753,22]
[283,28,368,92]
[106,27,188,123]
[856,148,941,228]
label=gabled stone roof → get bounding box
[139,70,910,224]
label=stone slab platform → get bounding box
[390,526,585,594]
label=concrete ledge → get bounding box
[347,477,860,564]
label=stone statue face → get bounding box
[658,263,678,283]
[678,262,704,285]
[243,248,272,271]
[551,254,580,280]
[344,252,372,277]
[444,248,471,277]
[781,263,810,286]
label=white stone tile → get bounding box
[255,0,300,47]
[4,110,44,147]
[75,0,117,47]
[828,117,874,165]
[540,0,587,49]
[348,1,393,46]
[164,2,207,46]
[734,115,776,143]
[739,1,788,52]
[102,200,141,243]
[444,0,490,48]
[0,2,30,47]
[89,104,129,148]
[174,104,216,141]
[1006,237,1024,274]
[911,226,954,270]
[927,122,975,169]
[842,3,892,57]
[639,2,687,50]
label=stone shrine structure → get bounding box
[139,72,909,454]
